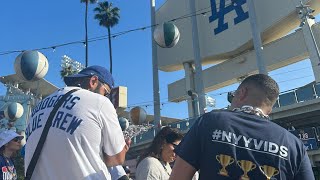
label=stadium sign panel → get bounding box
[156,0,320,72]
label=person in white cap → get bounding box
[0,130,23,180]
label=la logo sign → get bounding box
[209,0,249,35]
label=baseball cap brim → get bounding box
[64,74,90,86]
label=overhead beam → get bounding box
[168,27,313,102]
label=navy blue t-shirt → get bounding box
[0,155,16,180]
[175,110,314,180]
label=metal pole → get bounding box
[183,62,196,118]
[151,0,161,129]
[188,90,200,118]
[306,19,320,60]
[247,0,268,75]
[188,0,206,115]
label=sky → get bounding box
[0,0,319,121]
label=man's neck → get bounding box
[232,105,269,119]
[232,103,269,115]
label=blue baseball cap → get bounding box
[64,65,114,89]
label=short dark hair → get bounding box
[239,74,279,105]
[137,127,183,165]
[65,76,103,90]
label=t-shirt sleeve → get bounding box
[136,158,161,180]
[294,151,315,180]
[100,99,126,156]
[174,115,205,170]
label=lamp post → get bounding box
[247,0,268,75]
[150,0,162,130]
[188,0,206,116]
[296,1,320,60]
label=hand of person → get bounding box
[125,138,131,149]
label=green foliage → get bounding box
[94,1,120,28]
[94,1,120,73]
[60,66,78,79]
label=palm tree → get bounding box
[80,0,97,68]
[94,1,120,74]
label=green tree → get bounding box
[94,1,120,74]
[81,0,98,67]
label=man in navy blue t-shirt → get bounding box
[170,74,314,180]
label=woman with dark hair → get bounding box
[135,127,183,180]
[0,130,23,180]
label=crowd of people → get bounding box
[0,66,314,180]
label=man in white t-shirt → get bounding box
[25,66,130,180]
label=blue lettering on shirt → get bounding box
[59,113,72,131]
[65,96,80,110]
[66,116,83,135]
[37,112,43,129]
[52,111,64,128]
[26,94,82,140]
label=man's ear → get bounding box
[237,87,248,101]
[88,76,99,89]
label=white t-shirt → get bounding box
[25,87,126,180]
[135,157,171,180]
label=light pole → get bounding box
[150,0,162,130]
[296,1,320,60]
[188,0,206,116]
[247,0,268,75]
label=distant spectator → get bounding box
[0,130,23,180]
[135,127,183,180]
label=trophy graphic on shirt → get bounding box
[216,154,234,176]
[259,165,279,180]
[237,160,256,180]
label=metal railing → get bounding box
[133,82,320,145]
[274,82,319,108]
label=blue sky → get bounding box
[0,0,319,120]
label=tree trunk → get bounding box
[107,26,113,74]
[85,0,89,67]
